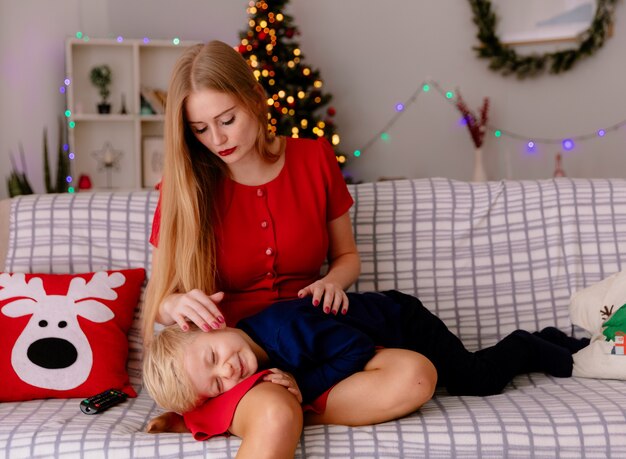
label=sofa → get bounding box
[1,177,625,458]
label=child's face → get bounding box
[183,328,259,399]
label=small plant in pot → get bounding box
[90,64,112,114]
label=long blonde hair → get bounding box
[142,41,278,343]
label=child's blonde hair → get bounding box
[143,325,203,413]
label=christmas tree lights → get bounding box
[237,0,347,166]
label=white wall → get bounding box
[2,0,626,200]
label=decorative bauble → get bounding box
[327,107,336,117]
[78,174,92,190]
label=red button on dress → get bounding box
[265,247,273,256]
[256,188,264,197]
[261,221,268,229]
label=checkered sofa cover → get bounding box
[2,177,626,458]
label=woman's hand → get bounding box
[161,290,226,331]
[263,369,303,403]
[298,279,349,315]
[297,211,360,316]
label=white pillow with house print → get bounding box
[570,270,626,379]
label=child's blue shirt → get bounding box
[237,291,407,404]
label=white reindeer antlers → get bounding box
[0,273,47,302]
[0,272,125,303]
[67,271,125,301]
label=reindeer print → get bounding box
[601,305,615,322]
[0,272,126,390]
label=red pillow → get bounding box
[0,269,145,402]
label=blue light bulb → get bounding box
[562,139,574,151]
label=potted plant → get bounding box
[90,64,112,114]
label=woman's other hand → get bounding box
[297,211,360,316]
[161,290,226,331]
[298,280,349,315]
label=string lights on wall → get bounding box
[56,85,74,192]
[353,79,626,158]
[61,31,624,179]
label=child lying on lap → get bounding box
[143,290,585,439]
[144,291,437,438]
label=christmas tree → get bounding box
[237,0,347,167]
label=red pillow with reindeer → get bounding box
[0,269,145,402]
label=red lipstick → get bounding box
[218,147,236,157]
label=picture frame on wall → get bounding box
[497,0,597,46]
[142,136,164,188]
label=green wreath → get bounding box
[469,0,619,78]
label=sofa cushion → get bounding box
[570,269,626,379]
[0,268,144,402]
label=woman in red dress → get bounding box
[142,40,436,458]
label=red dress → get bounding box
[150,137,352,439]
[150,136,353,326]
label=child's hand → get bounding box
[146,411,190,434]
[263,368,302,403]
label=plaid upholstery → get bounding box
[2,178,626,458]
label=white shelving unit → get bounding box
[65,38,199,190]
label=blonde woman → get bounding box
[142,40,436,458]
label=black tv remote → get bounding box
[80,389,128,414]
